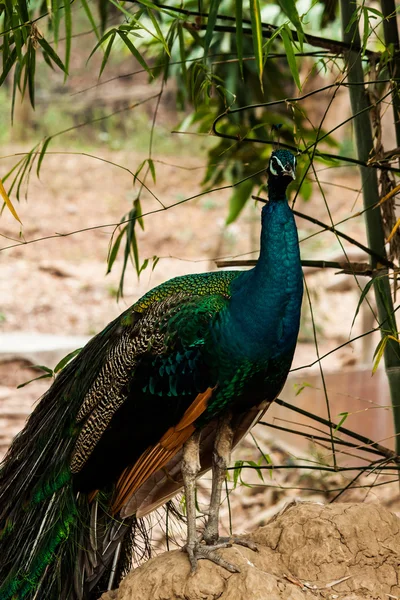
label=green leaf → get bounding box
[372,336,388,375]
[334,412,349,433]
[351,278,374,331]
[87,28,115,64]
[249,0,263,90]
[64,0,72,78]
[37,37,66,72]
[117,30,153,77]
[294,381,312,396]
[233,460,244,488]
[27,42,36,109]
[246,460,264,483]
[107,225,126,274]
[203,0,221,59]
[100,31,116,77]
[226,178,253,225]
[148,158,156,183]
[52,0,60,45]
[134,197,144,230]
[277,0,304,37]
[361,6,370,56]
[281,25,301,90]
[235,0,243,79]
[177,22,187,85]
[139,258,149,274]
[17,373,53,388]
[0,46,17,87]
[17,0,29,23]
[146,8,170,56]
[54,348,82,373]
[80,0,100,41]
[17,364,54,389]
[151,255,159,271]
[36,136,53,177]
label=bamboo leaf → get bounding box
[148,158,156,183]
[334,412,349,432]
[80,0,100,41]
[17,373,53,388]
[87,29,115,63]
[64,0,72,77]
[37,37,67,72]
[281,25,301,90]
[107,226,127,274]
[177,23,187,85]
[99,31,116,77]
[54,348,82,372]
[117,30,153,77]
[17,0,29,23]
[249,0,263,90]
[146,8,170,56]
[52,0,60,45]
[226,178,253,225]
[0,47,17,87]
[351,278,374,330]
[372,336,388,374]
[17,364,53,388]
[235,0,243,79]
[0,177,22,223]
[277,0,304,37]
[139,257,149,274]
[203,0,221,59]
[387,217,400,243]
[294,381,312,396]
[152,255,159,271]
[37,136,53,177]
[27,42,36,108]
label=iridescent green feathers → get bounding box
[0,269,241,600]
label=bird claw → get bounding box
[214,536,258,553]
[184,541,240,573]
[183,537,257,573]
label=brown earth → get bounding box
[101,502,400,600]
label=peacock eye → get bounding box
[270,156,283,176]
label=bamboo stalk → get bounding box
[340,0,400,455]
[380,0,400,153]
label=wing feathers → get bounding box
[111,387,215,515]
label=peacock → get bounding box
[0,149,303,599]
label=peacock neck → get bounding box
[222,195,303,361]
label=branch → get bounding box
[252,196,397,270]
[273,397,399,464]
[215,258,384,277]
[147,1,379,58]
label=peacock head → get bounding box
[268,149,297,182]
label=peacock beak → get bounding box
[283,165,296,180]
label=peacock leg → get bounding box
[181,429,201,571]
[202,412,258,559]
[202,412,234,546]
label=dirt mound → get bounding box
[101,502,400,600]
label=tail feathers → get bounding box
[0,482,78,600]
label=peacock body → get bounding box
[0,149,303,599]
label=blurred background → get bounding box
[1,0,400,544]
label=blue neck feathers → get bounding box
[221,193,303,361]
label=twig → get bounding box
[215,258,386,276]
[146,2,379,58]
[272,398,399,464]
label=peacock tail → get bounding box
[0,149,303,599]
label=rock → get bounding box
[101,502,400,600]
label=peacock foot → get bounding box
[184,539,239,573]
[208,536,258,553]
[184,537,257,573]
